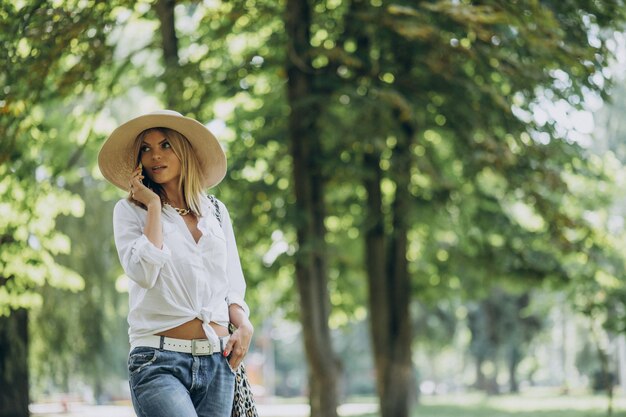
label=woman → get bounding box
[98,110,253,417]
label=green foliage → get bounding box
[1,0,121,163]
[29,178,129,399]
[0,167,84,315]
[0,0,133,397]
[0,0,130,310]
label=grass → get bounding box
[351,390,626,417]
[412,391,626,417]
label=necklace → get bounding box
[161,197,190,216]
[171,206,190,216]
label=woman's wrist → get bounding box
[237,319,253,333]
[147,198,161,210]
[228,304,251,329]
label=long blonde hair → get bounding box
[129,127,204,216]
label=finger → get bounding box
[229,356,240,370]
[229,347,245,369]
[130,177,143,188]
[223,337,236,357]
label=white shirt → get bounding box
[113,195,249,345]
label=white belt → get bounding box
[131,335,229,356]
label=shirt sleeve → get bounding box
[113,199,171,289]
[219,201,250,318]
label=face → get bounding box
[139,130,182,187]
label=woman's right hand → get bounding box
[129,166,160,208]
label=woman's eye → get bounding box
[140,146,150,153]
[162,142,171,149]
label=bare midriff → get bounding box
[156,318,229,339]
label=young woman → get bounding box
[98,110,253,417]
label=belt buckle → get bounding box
[191,339,212,356]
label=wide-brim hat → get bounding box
[98,110,226,191]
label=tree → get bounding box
[314,1,626,413]
[466,289,542,393]
[284,1,341,416]
[0,1,121,414]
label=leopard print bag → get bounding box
[231,363,259,417]
[209,195,259,417]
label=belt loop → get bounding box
[159,336,164,350]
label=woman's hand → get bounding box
[224,320,254,371]
[129,165,159,208]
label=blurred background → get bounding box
[3,1,626,417]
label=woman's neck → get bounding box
[162,185,186,208]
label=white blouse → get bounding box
[113,195,249,345]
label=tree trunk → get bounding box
[483,297,500,396]
[362,115,415,417]
[592,321,614,416]
[352,2,415,414]
[155,0,183,109]
[285,1,340,417]
[384,119,416,417]
[475,355,487,391]
[361,86,413,417]
[362,151,395,406]
[508,344,520,393]
[0,308,29,417]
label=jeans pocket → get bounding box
[224,355,238,375]
[128,347,159,376]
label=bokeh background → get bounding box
[3,1,626,417]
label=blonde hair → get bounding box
[129,127,204,216]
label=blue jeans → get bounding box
[128,347,235,417]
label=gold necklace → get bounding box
[161,198,190,216]
[172,206,190,216]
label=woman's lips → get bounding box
[151,165,167,173]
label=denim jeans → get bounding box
[128,347,236,417]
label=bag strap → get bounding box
[209,194,237,335]
[208,194,222,226]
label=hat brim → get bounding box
[98,112,226,192]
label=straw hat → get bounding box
[98,110,226,191]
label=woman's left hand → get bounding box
[224,320,254,371]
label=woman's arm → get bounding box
[224,304,254,370]
[113,200,170,289]
[130,165,163,248]
[218,200,253,369]
[143,199,164,248]
[113,167,169,289]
